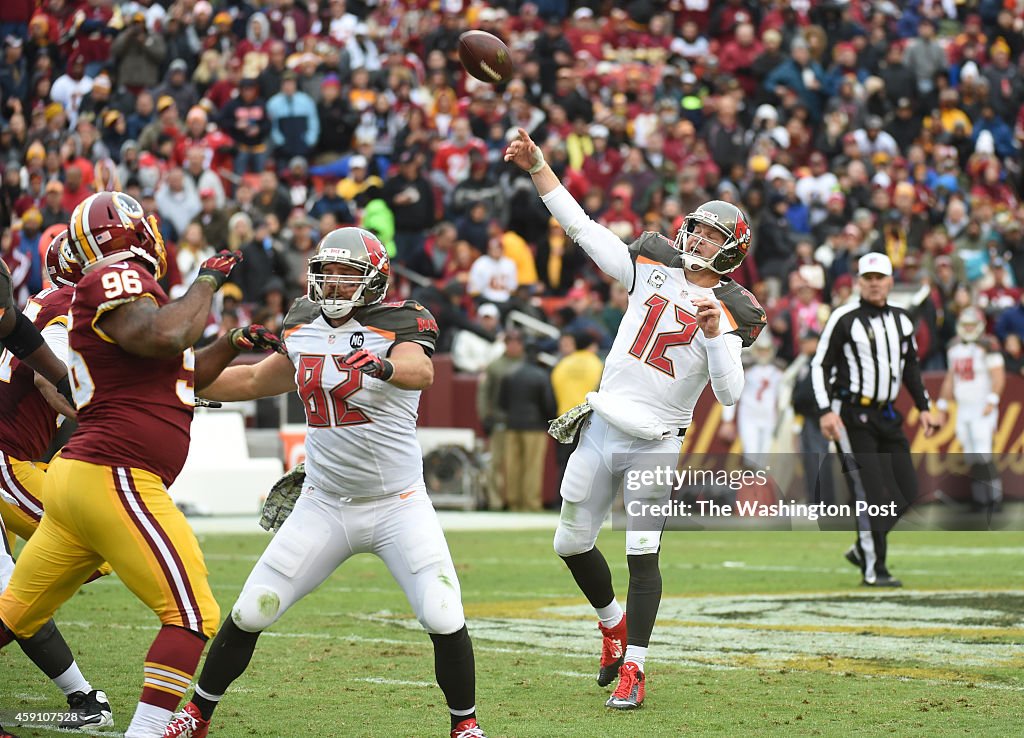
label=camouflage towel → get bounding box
[260,463,305,532]
[548,402,592,444]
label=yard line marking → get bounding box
[353,677,434,687]
[554,671,598,679]
[18,724,125,737]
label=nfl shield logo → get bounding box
[350,333,364,348]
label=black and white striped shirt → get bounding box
[811,299,930,413]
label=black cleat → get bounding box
[60,689,113,730]
[1,724,20,738]
[844,546,863,570]
[862,575,902,588]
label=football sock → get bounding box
[596,600,624,629]
[128,624,206,737]
[560,547,616,611]
[52,662,92,697]
[625,552,662,649]
[624,645,647,671]
[192,617,261,721]
[125,702,172,738]
[16,619,77,685]
[429,625,476,730]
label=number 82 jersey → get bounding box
[282,297,439,498]
[60,262,196,487]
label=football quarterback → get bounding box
[165,228,487,738]
[506,127,765,709]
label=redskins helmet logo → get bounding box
[113,192,144,219]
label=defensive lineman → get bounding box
[164,228,486,738]
[936,307,1005,512]
[505,128,765,709]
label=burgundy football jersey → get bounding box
[0,287,73,461]
[60,262,195,486]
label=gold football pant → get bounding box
[0,457,219,639]
[0,453,46,546]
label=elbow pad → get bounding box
[1,310,45,359]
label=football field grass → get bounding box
[4,526,1023,737]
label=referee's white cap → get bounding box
[858,252,893,277]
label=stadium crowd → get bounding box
[3,0,1024,426]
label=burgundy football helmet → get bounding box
[68,191,167,278]
[45,229,84,287]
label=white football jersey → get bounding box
[283,298,439,498]
[598,233,767,428]
[947,336,1004,407]
[736,363,783,428]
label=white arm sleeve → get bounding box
[707,333,745,406]
[40,322,70,369]
[541,185,634,285]
[720,401,737,422]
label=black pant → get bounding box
[838,403,918,579]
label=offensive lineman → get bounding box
[936,307,1005,512]
[505,128,765,709]
[0,191,281,738]
[164,228,486,738]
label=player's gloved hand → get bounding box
[229,325,287,355]
[342,348,394,381]
[196,250,243,290]
[260,463,305,532]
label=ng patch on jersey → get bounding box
[648,270,667,289]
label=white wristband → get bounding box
[528,147,546,174]
[936,399,949,412]
[987,393,999,406]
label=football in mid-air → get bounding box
[458,30,513,84]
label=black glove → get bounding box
[196,250,243,290]
[341,348,394,381]
[229,325,288,355]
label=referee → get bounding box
[811,253,941,587]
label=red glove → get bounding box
[342,348,394,381]
[229,325,287,355]
[197,250,243,290]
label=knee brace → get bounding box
[419,574,466,635]
[553,504,600,557]
[231,585,282,633]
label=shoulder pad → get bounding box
[357,300,439,354]
[714,278,767,348]
[283,297,321,333]
[982,335,1001,354]
[628,232,682,269]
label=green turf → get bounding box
[3,527,1023,737]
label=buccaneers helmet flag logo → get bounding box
[361,231,390,275]
[734,216,751,252]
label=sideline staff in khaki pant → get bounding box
[498,342,556,511]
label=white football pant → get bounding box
[554,413,682,558]
[231,483,466,636]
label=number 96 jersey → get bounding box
[282,298,439,498]
[60,262,196,487]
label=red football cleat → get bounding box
[605,662,645,709]
[451,717,487,738]
[163,702,210,738]
[597,616,627,687]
